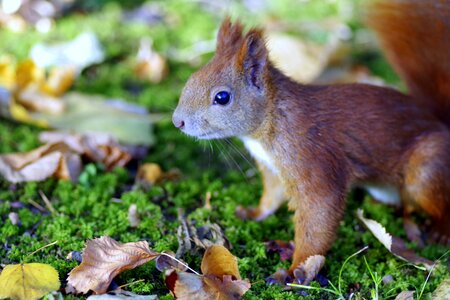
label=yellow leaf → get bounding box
[201,245,241,280]
[0,263,60,300]
[15,59,45,90]
[40,66,76,97]
[9,101,50,128]
[0,56,16,90]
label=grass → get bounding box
[0,1,448,299]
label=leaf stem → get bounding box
[160,252,201,275]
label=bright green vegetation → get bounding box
[0,1,447,299]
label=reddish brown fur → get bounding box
[173,0,450,278]
[366,0,450,125]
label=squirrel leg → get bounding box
[402,131,450,245]
[288,197,345,282]
[236,163,286,221]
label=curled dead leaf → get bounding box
[66,236,159,295]
[0,263,60,300]
[432,279,450,300]
[394,291,414,300]
[0,132,133,183]
[166,245,251,300]
[357,209,434,270]
[134,38,168,84]
[265,240,295,261]
[201,245,241,280]
[136,163,163,185]
[0,142,82,183]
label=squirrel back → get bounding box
[366,0,450,126]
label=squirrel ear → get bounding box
[237,29,267,90]
[216,17,244,55]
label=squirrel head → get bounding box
[173,18,271,139]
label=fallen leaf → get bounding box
[37,92,157,146]
[134,37,168,83]
[432,279,450,300]
[40,66,76,97]
[66,236,159,295]
[0,55,16,89]
[86,289,158,300]
[136,163,163,185]
[175,215,231,258]
[0,131,132,183]
[155,251,188,272]
[17,83,65,114]
[128,204,140,228]
[201,245,241,280]
[15,59,45,91]
[0,142,82,183]
[0,263,60,300]
[40,131,132,170]
[394,291,414,300]
[265,240,295,261]
[166,245,251,300]
[30,32,104,72]
[357,209,434,270]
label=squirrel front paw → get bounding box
[235,205,274,221]
[289,255,326,286]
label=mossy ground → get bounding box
[0,1,448,299]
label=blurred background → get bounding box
[0,0,400,173]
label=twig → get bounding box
[39,190,57,215]
[25,240,58,261]
[118,279,145,289]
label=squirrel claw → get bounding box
[236,205,259,220]
[266,269,292,286]
[291,255,326,286]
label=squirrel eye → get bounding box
[213,91,231,105]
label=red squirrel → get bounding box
[172,0,450,283]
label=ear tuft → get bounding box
[216,17,244,55]
[237,28,268,90]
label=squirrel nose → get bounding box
[172,116,185,129]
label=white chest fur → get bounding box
[364,183,401,205]
[241,137,279,174]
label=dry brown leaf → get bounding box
[166,245,251,300]
[265,240,295,261]
[134,38,168,84]
[394,291,414,300]
[357,209,434,270]
[17,83,65,114]
[0,142,82,182]
[136,163,163,185]
[66,236,159,295]
[0,263,60,300]
[0,132,132,183]
[155,251,188,272]
[432,279,450,300]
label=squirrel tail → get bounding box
[366,0,450,126]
